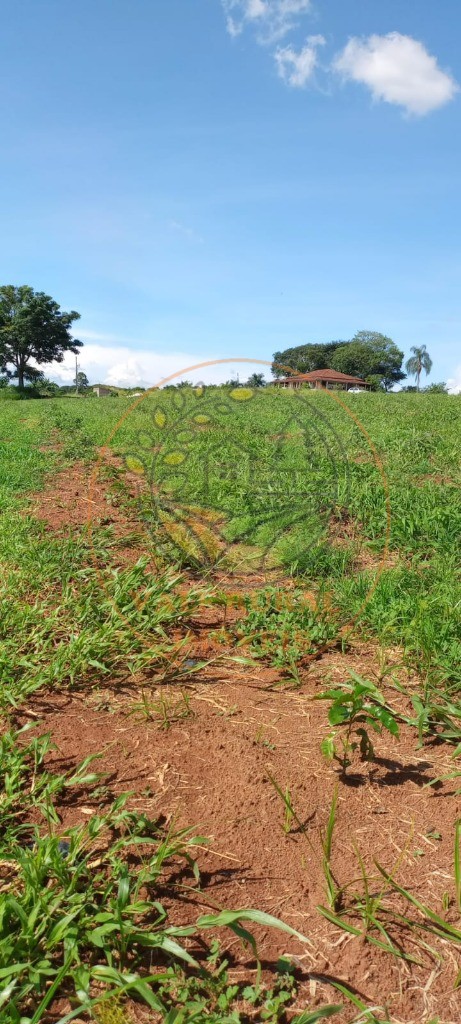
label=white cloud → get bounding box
[333,32,459,116]
[222,0,312,44]
[447,366,461,394]
[43,344,265,388]
[275,35,325,87]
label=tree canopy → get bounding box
[272,341,344,377]
[246,372,266,388]
[331,332,406,389]
[0,285,81,390]
[273,331,406,390]
[74,370,90,391]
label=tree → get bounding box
[364,374,386,392]
[405,345,433,391]
[34,377,60,397]
[0,285,81,391]
[246,372,266,388]
[331,331,406,390]
[423,381,447,394]
[272,341,344,378]
[74,371,90,391]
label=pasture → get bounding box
[1,388,460,1023]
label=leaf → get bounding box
[0,979,18,1008]
[48,913,81,945]
[153,408,167,428]
[316,688,349,702]
[230,387,253,402]
[293,1007,342,1023]
[371,704,400,736]
[0,963,29,979]
[125,455,145,475]
[128,979,165,1010]
[89,922,121,946]
[197,908,312,945]
[328,704,351,726]
[163,450,186,466]
[321,734,336,762]
[117,871,130,911]
[374,861,461,942]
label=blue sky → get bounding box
[1,0,460,389]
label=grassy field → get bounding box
[1,388,460,1023]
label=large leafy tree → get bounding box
[272,341,345,377]
[331,331,406,390]
[0,285,81,391]
[405,345,433,391]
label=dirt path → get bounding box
[25,458,461,1022]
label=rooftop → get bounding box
[277,368,368,385]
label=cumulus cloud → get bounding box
[43,344,262,389]
[275,35,325,87]
[222,0,312,44]
[447,366,461,394]
[333,32,459,116]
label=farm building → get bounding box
[92,385,114,397]
[275,368,371,391]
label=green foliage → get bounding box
[0,786,205,1021]
[0,405,332,1022]
[246,372,266,387]
[151,949,341,1023]
[423,381,447,394]
[405,344,433,390]
[236,587,337,680]
[331,331,406,390]
[0,285,81,391]
[318,673,400,776]
[272,341,345,377]
[1,386,461,1021]
[74,370,90,390]
[273,332,405,389]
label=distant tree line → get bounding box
[0,284,447,397]
[272,331,406,390]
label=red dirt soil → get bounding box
[23,459,461,1023]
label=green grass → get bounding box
[1,389,460,1021]
[0,398,341,1022]
[32,386,458,687]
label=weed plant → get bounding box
[235,587,337,680]
[317,673,400,776]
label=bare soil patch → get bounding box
[22,651,461,1023]
[22,458,461,1022]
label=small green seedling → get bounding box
[281,786,294,834]
[129,688,194,728]
[455,818,461,913]
[317,672,400,776]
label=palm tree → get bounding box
[405,345,433,391]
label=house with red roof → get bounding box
[275,368,370,391]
